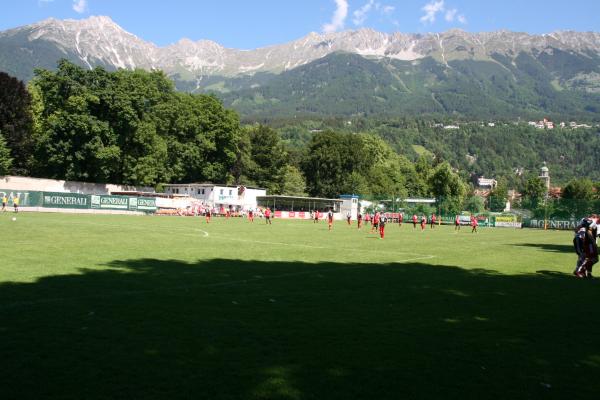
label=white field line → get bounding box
[0,254,435,310]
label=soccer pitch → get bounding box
[1,213,598,399]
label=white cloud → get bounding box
[445,8,457,22]
[72,0,88,14]
[421,1,466,25]
[382,5,395,14]
[353,0,375,26]
[420,0,445,24]
[323,0,349,33]
[352,1,396,26]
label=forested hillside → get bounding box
[217,52,600,121]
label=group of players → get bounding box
[573,215,599,279]
[1,194,19,213]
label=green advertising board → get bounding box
[42,192,90,209]
[91,195,130,211]
[136,197,157,212]
[0,188,156,213]
[0,189,43,207]
[91,194,156,212]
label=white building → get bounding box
[163,183,266,211]
[477,177,498,189]
[339,195,359,220]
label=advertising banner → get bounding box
[42,192,90,209]
[136,197,157,212]
[91,195,133,211]
[0,189,42,207]
[525,219,579,230]
[494,215,522,228]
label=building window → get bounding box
[201,189,205,195]
[197,189,201,194]
[229,189,233,195]
[220,189,224,195]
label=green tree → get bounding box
[302,131,347,197]
[428,162,466,214]
[463,195,485,213]
[248,125,288,193]
[560,178,595,218]
[0,72,33,174]
[0,132,13,175]
[488,178,508,212]
[279,165,307,196]
[522,176,547,209]
[562,178,594,200]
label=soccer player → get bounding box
[327,209,334,231]
[314,210,319,223]
[454,214,461,231]
[574,218,598,278]
[248,208,254,223]
[357,212,363,229]
[430,213,436,229]
[346,211,351,226]
[412,214,418,229]
[371,211,380,234]
[471,215,478,233]
[420,215,426,231]
[1,194,6,212]
[398,212,403,227]
[379,214,387,239]
[205,208,211,223]
[265,207,272,224]
[12,195,19,213]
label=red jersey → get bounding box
[413,215,418,223]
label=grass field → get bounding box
[0,212,598,399]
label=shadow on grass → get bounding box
[516,243,574,253]
[1,258,599,400]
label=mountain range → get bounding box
[2,16,600,119]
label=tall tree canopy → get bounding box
[29,60,241,186]
[0,72,33,174]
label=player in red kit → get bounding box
[371,211,380,234]
[205,208,211,224]
[248,208,254,222]
[379,214,387,239]
[327,209,334,231]
[264,207,272,224]
[454,214,460,230]
[398,212,403,228]
[430,213,436,229]
[357,212,363,229]
[412,214,418,229]
[471,215,478,233]
[420,215,426,231]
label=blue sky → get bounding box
[2,0,600,49]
